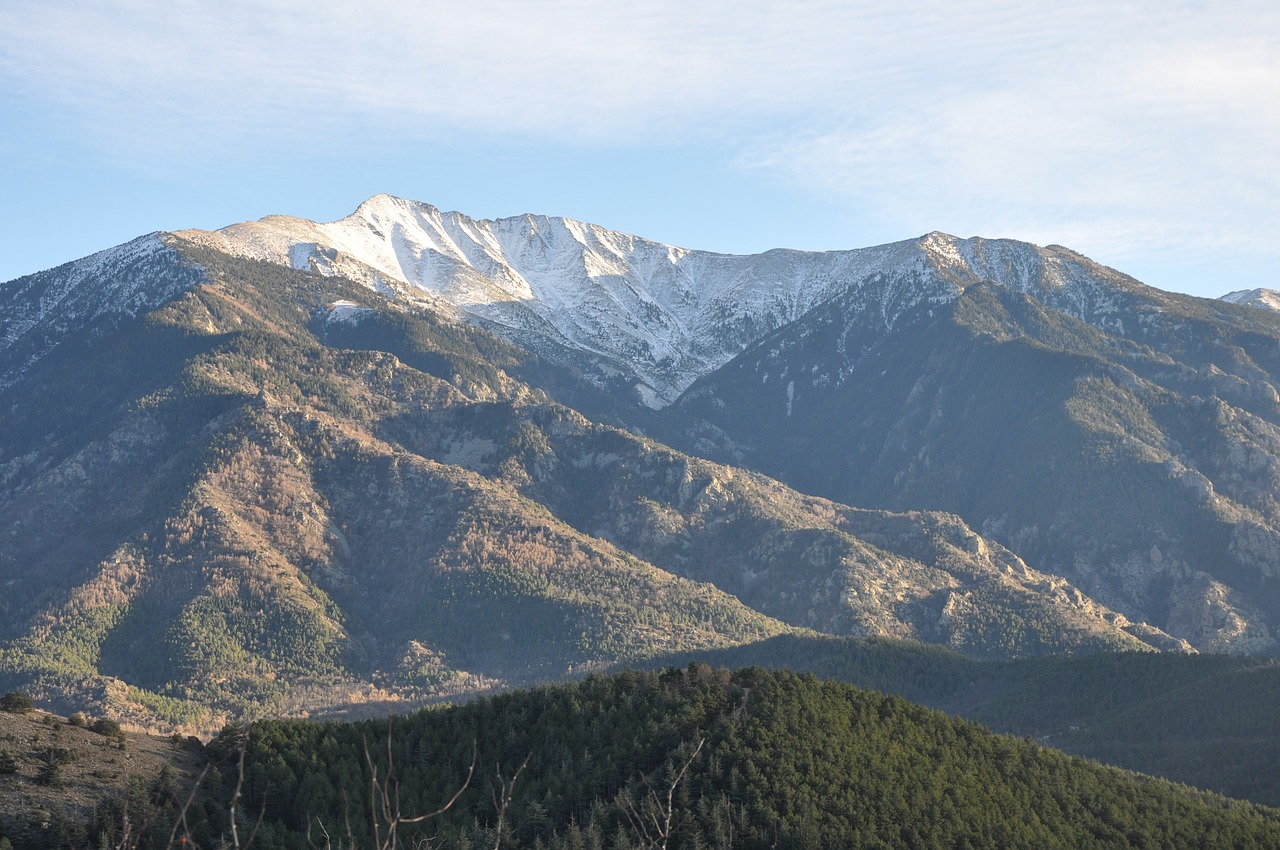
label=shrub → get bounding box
[91,718,122,737]
[0,692,34,713]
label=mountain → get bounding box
[178,198,1280,655]
[8,651,1280,850]
[12,667,1280,849]
[177,197,1004,407]
[0,234,202,392]
[0,242,778,727]
[1,232,1180,735]
[5,193,1280,735]
[645,634,1280,805]
[180,199,1210,410]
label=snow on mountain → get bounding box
[324,299,377,325]
[181,195,1158,407]
[0,196,1171,408]
[0,234,202,389]
[1221,288,1280,312]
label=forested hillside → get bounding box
[643,635,1280,805]
[182,667,1280,849]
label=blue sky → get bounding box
[1,1,1276,298]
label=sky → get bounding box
[1,1,1276,298]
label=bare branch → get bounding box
[663,737,704,849]
[305,814,334,850]
[229,742,247,850]
[342,789,357,850]
[489,753,531,850]
[165,763,210,850]
[620,736,706,850]
[221,735,267,850]
[362,728,478,850]
[398,740,477,824]
[363,736,385,850]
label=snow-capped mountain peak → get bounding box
[1220,288,1280,312]
[0,233,202,389]
[175,196,1155,406]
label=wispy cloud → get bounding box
[8,1,1241,144]
[3,0,858,146]
[732,2,1280,269]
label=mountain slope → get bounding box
[7,194,1280,725]
[0,234,203,391]
[1222,288,1280,312]
[183,194,921,405]
[644,634,1280,805]
[668,275,1280,653]
[0,243,782,727]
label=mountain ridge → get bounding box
[0,233,202,390]
[1222,288,1280,312]
[8,193,1269,410]
[176,194,1192,408]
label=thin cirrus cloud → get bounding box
[741,17,1279,268]
[4,1,1215,144]
[2,2,909,145]
[0,0,1276,292]
[746,53,1278,256]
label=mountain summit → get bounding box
[180,195,1157,407]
